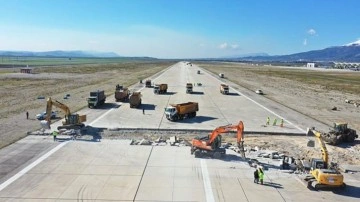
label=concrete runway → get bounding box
[1,139,359,201]
[51,61,329,133]
[1,62,358,201]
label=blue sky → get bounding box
[0,0,359,58]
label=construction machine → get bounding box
[145,80,152,88]
[323,123,357,145]
[41,97,86,130]
[191,121,245,159]
[304,128,345,190]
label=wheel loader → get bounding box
[311,123,358,145]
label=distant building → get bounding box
[20,65,32,74]
[306,63,315,68]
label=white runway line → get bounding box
[205,70,306,133]
[201,159,215,202]
[0,141,69,192]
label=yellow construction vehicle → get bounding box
[41,97,86,130]
[305,128,345,190]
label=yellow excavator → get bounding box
[305,128,345,190]
[41,97,86,130]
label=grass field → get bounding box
[199,62,360,95]
[0,60,175,149]
[0,56,164,66]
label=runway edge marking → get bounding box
[0,141,69,192]
[201,159,215,202]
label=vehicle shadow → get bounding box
[227,92,240,96]
[155,92,177,95]
[191,92,204,95]
[333,184,360,198]
[94,103,120,110]
[182,116,217,123]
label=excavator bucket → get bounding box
[306,127,315,147]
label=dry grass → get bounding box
[0,60,174,149]
[198,62,360,95]
[198,61,360,132]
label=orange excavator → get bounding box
[191,121,245,159]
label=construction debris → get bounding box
[345,99,360,107]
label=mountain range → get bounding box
[240,42,360,62]
[1,42,360,62]
[0,50,119,58]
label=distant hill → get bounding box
[0,50,120,58]
[241,43,360,62]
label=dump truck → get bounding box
[220,84,229,94]
[186,83,193,94]
[145,80,152,88]
[129,92,142,108]
[164,102,198,121]
[154,84,168,94]
[219,73,224,78]
[115,85,130,102]
[87,90,106,108]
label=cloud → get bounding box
[219,43,228,49]
[231,44,239,49]
[307,29,316,36]
[303,38,307,46]
[219,43,239,50]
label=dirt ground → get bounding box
[0,61,173,148]
[1,61,359,167]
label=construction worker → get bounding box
[52,131,58,141]
[254,168,259,184]
[258,167,264,185]
[266,117,270,125]
[273,118,277,126]
[280,119,284,127]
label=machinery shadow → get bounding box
[95,103,120,110]
[221,154,248,162]
[183,116,217,123]
[333,184,360,198]
[337,140,360,148]
[191,92,204,95]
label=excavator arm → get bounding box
[45,97,71,122]
[307,128,329,167]
[313,130,329,166]
[191,121,245,158]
